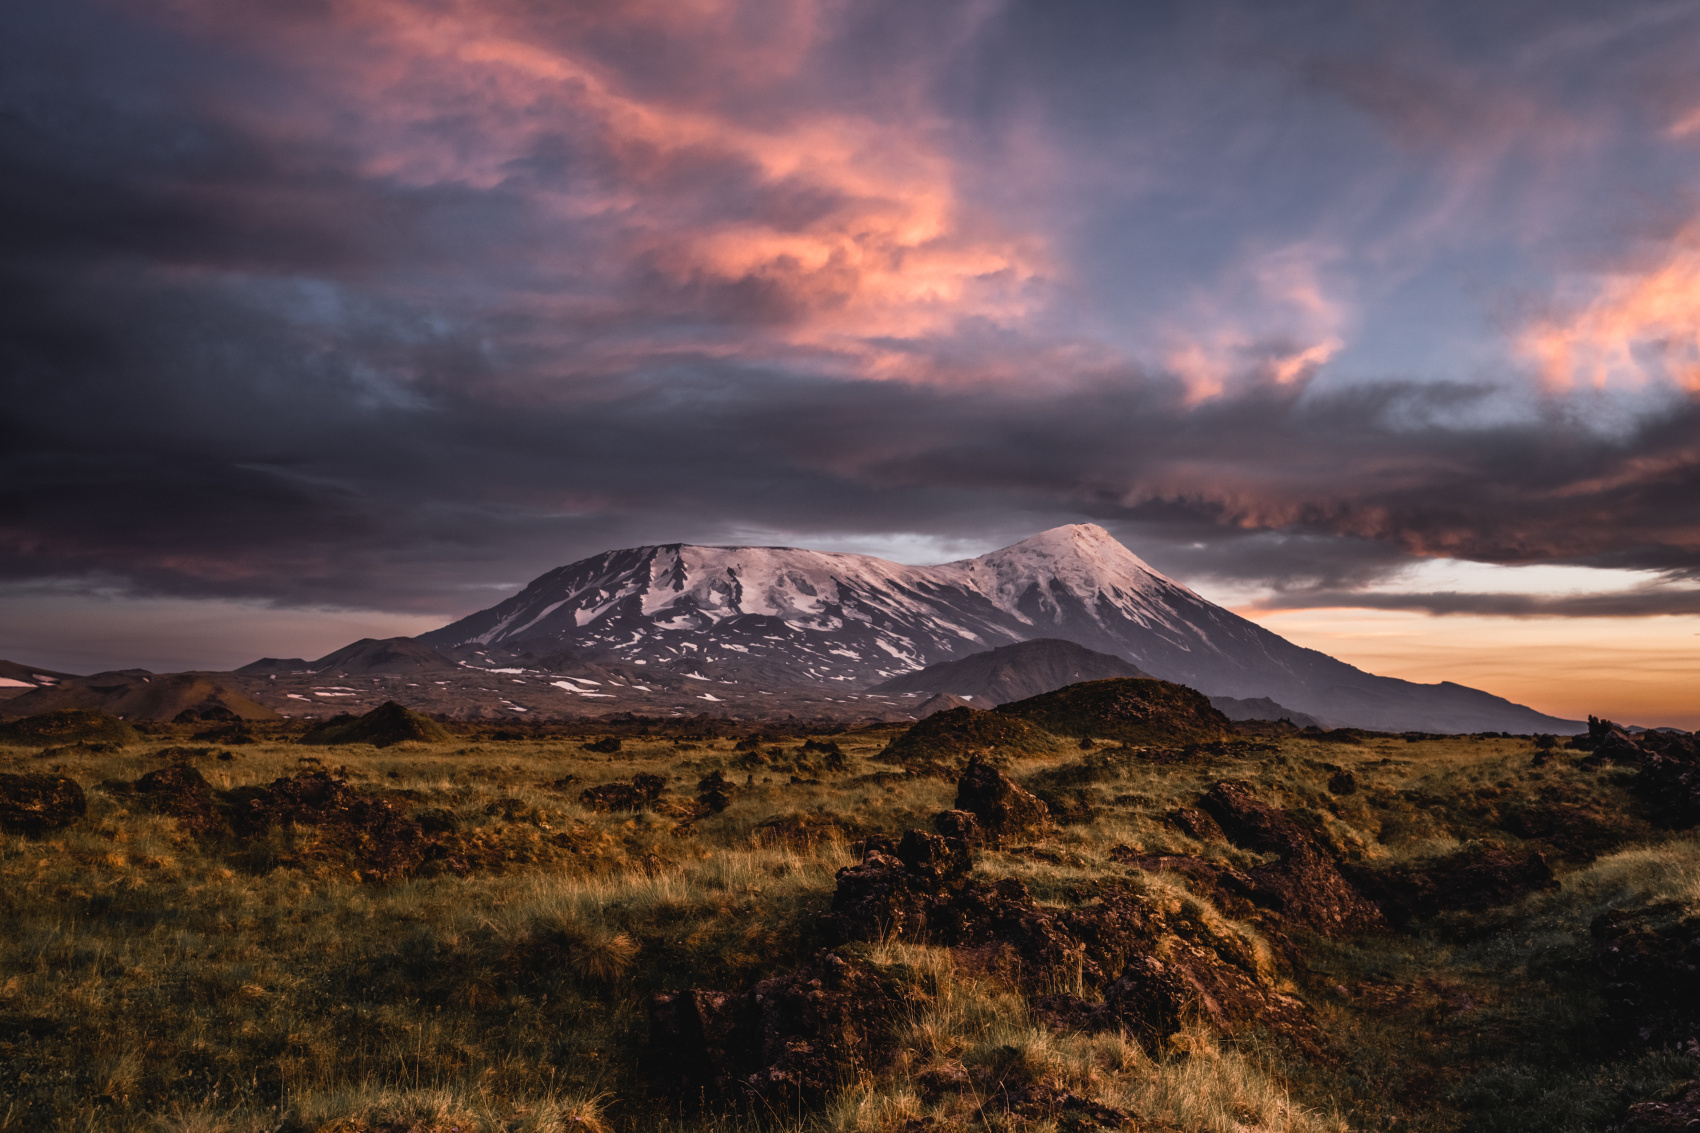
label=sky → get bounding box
[4,0,1700,725]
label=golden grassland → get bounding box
[2,724,1696,1132]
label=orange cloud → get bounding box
[164,0,1048,381]
[1521,220,1700,391]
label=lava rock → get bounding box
[650,946,915,1108]
[0,773,86,834]
[1624,1083,1700,1131]
[696,770,735,813]
[932,808,983,843]
[1165,806,1225,842]
[1199,780,1386,937]
[953,753,1049,840]
[579,773,666,812]
[132,764,226,835]
[227,770,428,882]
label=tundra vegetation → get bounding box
[1,692,1697,1133]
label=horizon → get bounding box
[4,3,1699,728]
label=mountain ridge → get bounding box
[415,524,1582,733]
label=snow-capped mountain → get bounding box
[416,524,1581,733]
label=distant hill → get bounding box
[871,639,1149,705]
[240,637,459,677]
[997,678,1234,747]
[1209,695,1326,730]
[0,659,80,700]
[0,672,280,722]
[912,692,982,717]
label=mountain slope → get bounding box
[870,639,1150,705]
[417,524,1582,733]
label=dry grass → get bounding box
[1,726,1693,1131]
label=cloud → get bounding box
[1250,586,1700,618]
[6,0,1700,634]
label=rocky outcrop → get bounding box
[578,773,666,812]
[0,773,86,834]
[996,678,1234,747]
[227,771,429,882]
[131,764,227,836]
[1199,780,1386,937]
[953,754,1049,840]
[649,945,916,1109]
[1624,1083,1700,1131]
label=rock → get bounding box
[228,771,428,882]
[881,707,1065,768]
[650,946,917,1108]
[1199,780,1386,937]
[1165,806,1225,842]
[132,764,226,835]
[932,808,982,843]
[824,829,975,943]
[1624,1082,1700,1131]
[1591,904,1700,1051]
[578,773,666,812]
[696,770,735,813]
[825,824,1325,1054]
[1327,769,1357,795]
[0,773,86,834]
[953,754,1049,840]
[582,737,622,754]
[1346,845,1555,926]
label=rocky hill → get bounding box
[870,638,1149,705]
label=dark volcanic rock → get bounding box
[1199,780,1386,937]
[0,709,138,747]
[579,773,666,812]
[228,771,428,882]
[0,773,86,834]
[932,808,983,843]
[953,753,1049,840]
[881,706,1064,769]
[696,770,735,813]
[132,764,226,835]
[1165,806,1225,843]
[1346,845,1555,926]
[650,946,916,1108]
[825,824,1325,1053]
[1592,904,1700,1051]
[1633,747,1700,829]
[1499,800,1649,862]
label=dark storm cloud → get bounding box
[5,0,1700,624]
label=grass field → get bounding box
[2,717,1696,1132]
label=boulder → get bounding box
[953,754,1049,840]
[696,770,735,813]
[132,764,226,835]
[0,773,86,834]
[650,946,916,1108]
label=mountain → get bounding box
[239,637,459,677]
[870,639,1150,705]
[416,524,1582,733]
[1208,695,1325,730]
